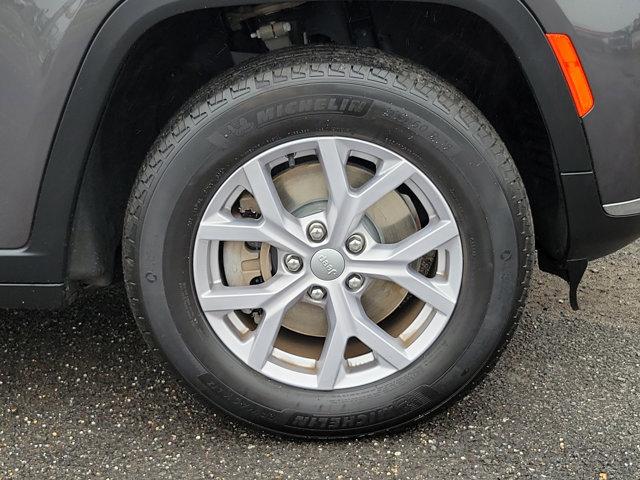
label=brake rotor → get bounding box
[222,162,418,337]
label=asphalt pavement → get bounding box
[1,241,639,479]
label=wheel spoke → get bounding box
[242,160,304,237]
[242,161,289,225]
[198,213,271,242]
[246,305,286,369]
[199,274,300,312]
[316,137,352,241]
[199,213,310,257]
[348,220,458,316]
[246,277,309,369]
[385,267,456,316]
[317,138,416,244]
[357,220,459,265]
[348,295,411,369]
[317,137,351,205]
[241,161,310,254]
[316,288,352,389]
[328,286,411,370]
[199,286,269,311]
[390,220,458,263]
[356,323,411,370]
[354,159,414,214]
[316,323,349,389]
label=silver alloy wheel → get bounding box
[193,137,463,390]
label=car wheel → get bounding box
[123,46,533,438]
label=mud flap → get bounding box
[538,255,588,311]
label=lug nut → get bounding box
[284,254,303,273]
[307,221,327,242]
[346,233,365,254]
[307,285,326,301]
[346,273,365,291]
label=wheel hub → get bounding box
[310,249,345,280]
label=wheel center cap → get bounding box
[310,249,345,280]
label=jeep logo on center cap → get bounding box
[310,249,345,281]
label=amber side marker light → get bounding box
[546,33,594,117]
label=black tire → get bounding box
[123,46,533,438]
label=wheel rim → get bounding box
[193,137,463,390]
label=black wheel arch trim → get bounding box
[0,0,636,298]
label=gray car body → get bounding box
[0,0,639,304]
[0,0,116,248]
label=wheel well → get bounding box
[68,1,566,285]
